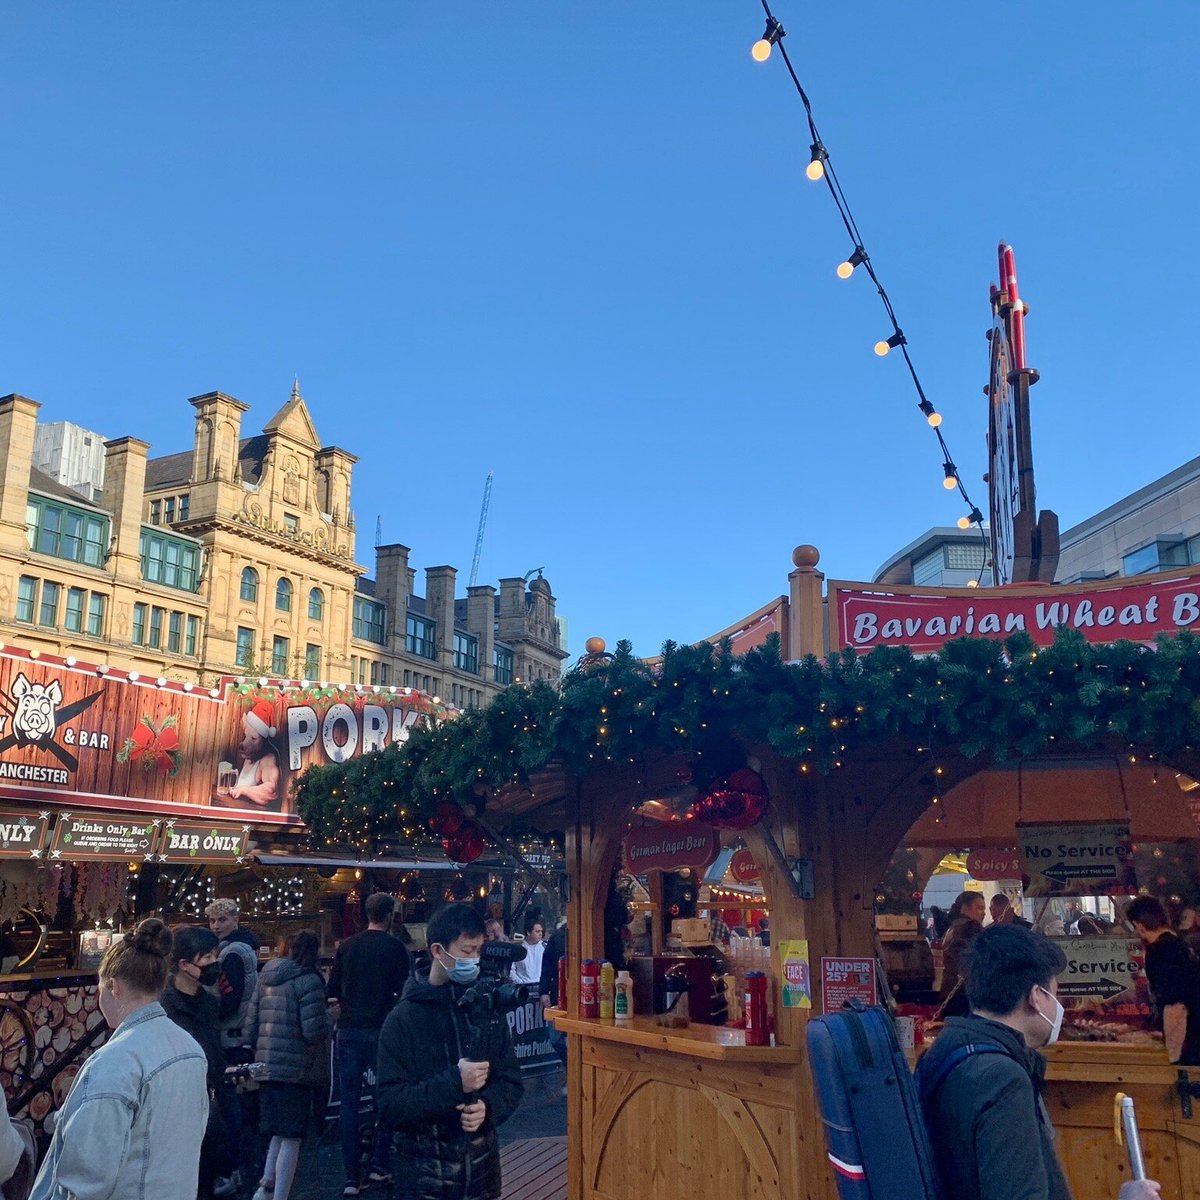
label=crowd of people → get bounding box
[10,895,536,1200]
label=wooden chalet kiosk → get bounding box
[506,549,1200,1200]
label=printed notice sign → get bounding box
[0,807,50,859]
[49,812,161,861]
[779,939,812,1009]
[820,957,877,1014]
[1019,822,1136,897]
[157,820,250,863]
[1052,937,1143,1002]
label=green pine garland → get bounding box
[294,628,1200,845]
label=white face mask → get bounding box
[1035,985,1064,1046]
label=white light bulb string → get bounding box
[756,0,988,554]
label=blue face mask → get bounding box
[440,949,480,984]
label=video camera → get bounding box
[455,941,538,1017]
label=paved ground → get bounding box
[275,1068,566,1200]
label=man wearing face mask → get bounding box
[918,925,1162,1200]
[162,925,227,1200]
[376,904,523,1200]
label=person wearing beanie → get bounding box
[229,699,282,809]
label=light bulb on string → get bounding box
[836,246,867,280]
[874,330,906,357]
[918,398,942,427]
[942,462,959,490]
[806,142,828,181]
[750,17,784,62]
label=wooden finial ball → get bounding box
[585,636,607,655]
[792,544,820,569]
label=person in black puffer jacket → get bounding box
[377,904,523,1200]
[246,930,330,1200]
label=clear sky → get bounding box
[2,3,1196,658]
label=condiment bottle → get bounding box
[580,959,600,1018]
[598,960,615,1020]
[614,970,633,1021]
[744,971,769,1046]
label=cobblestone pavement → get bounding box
[249,1068,567,1200]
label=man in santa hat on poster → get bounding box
[228,698,282,810]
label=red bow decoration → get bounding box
[117,716,181,776]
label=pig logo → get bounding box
[11,673,63,742]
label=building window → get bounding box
[150,500,161,525]
[236,627,255,667]
[1123,540,1190,577]
[164,497,176,523]
[284,513,299,534]
[370,661,379,686]
[380,663,389,685]
[140,530,200,591]
[945,543,987,572]
[27,497,108,567]
[132,603,148,645]
[405,614,436,659]
[912,550,945,587]
[168,612,183,654]
[179,494,190,521]
[87,593,106,638]
[493,646,514,686]
[453,632,479,674]
[403,670,411,687]
[354,597,387,645]
[149,607,164,649]
[308,587,324,621]
[350,655,358,681]
[185,615,200,656]
[275,577,292,613]
[65,588,85,633]
[16,576,37,623]
[240,567,259,602]
[272,636,289,676]
[38,581,60,628]
[305,644,321,677]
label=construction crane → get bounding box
[375,515,382,547]
[469,472,494,587]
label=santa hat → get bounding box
[244,699,277,739]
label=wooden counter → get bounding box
[552,1010,831,1200]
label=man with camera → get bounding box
[377,903,523,1200]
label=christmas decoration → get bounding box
[296,629,1200,847]
[116,716,181,776]
[442,821,486,864]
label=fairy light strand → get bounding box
[753,1,988,546]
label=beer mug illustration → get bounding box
[216,761,237,796]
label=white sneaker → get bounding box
[343,1187,361,1197]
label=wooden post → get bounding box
[788,544,825,660]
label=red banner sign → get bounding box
[0,649,437,824]
[966,848,1022,881]
[831,572,1200,654]
[623,822,719,873]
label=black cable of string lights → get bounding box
[751,2,989,568]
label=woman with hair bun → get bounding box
[29,917,210,1200]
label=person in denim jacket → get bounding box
[29,918,209,1200]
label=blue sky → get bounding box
[2,3,1196,657]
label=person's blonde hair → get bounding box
[100,917,172,996]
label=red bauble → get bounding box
[726,767,766,796]
[443,821,485,864]
[694,783,768,831]
[429,800,465,836]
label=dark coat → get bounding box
[376,971,523,1200]
[917,1015,1072,1200]
[247,956,330,1084]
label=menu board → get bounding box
[157,819,251,863]
[1019,822,1136,897]
[49,812,162,861]
[0,806,50,858]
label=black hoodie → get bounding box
[377,970,523,1200]
[918,1015,1072,1200]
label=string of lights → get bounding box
[751,2,988,552]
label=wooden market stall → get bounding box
[492,549,1200,1200]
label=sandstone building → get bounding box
[0,386,567,702]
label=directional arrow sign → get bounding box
[1053,937,1143,1002]
[1057,977,1129,1001]
[1020,822,1136,897]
